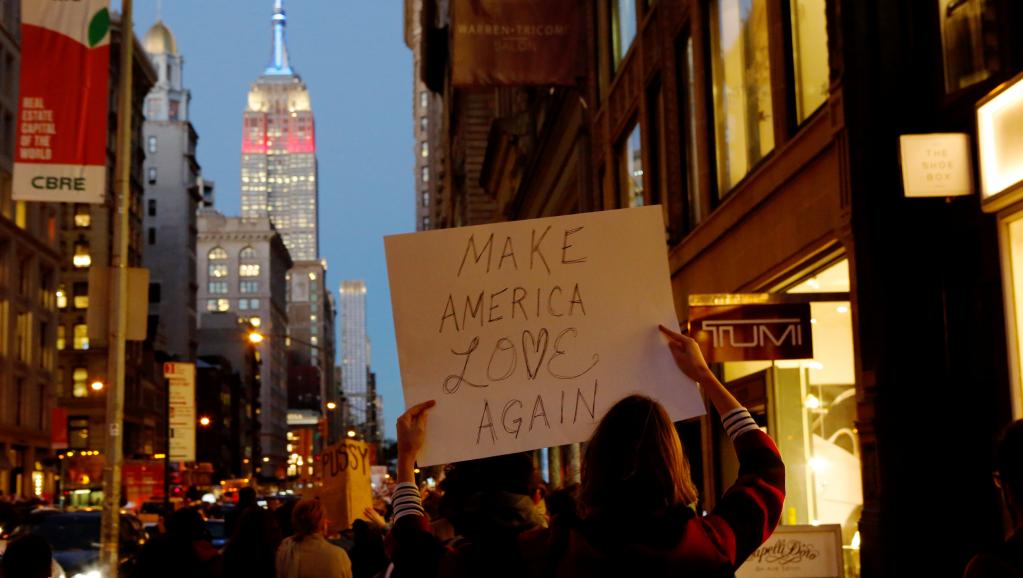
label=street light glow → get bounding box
[90,381,104,392]
[199,416,212,427]
[347,429,356,438]
[248,331,264,344]
[326,401,337,410]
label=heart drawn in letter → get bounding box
[522,329,549,380]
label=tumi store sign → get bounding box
[688,302,814,363]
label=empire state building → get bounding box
[241,0,318,261]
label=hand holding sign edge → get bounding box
[397,400,436,483]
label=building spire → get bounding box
[265,0,294,75]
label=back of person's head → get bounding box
[580,394,698,519]
[546,483,580,522]
[997,419,1023,514]
[2,534,52,578]
[237,487,257,509]
[440,452,535,499]
[291,498,325,540]
[166,507,208,542]
[233,506,282,548]
[275,498,296,537]
[438,452,541,540]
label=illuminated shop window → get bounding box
[709,0,774,195]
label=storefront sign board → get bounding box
[385,206,703,466]
[899,133,973,198]
[689,303,814,363]
[737,524,844,578]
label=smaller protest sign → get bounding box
[311,440,374,531]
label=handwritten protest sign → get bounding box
[311,440,374,531]
[385,206,704,465]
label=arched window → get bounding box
[208,247,228,279]
[239,246,258,260]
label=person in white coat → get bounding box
[276,498,353,578]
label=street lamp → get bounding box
[199,416,212,428]
[346,429,357,438]
[90,381,105,392]
[326,401,337,411]
[248,331,264,345]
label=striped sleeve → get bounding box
[391,482,425,522]
[721,407,760,441]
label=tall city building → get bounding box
[339,280,369,427]
[240,0,318,262]
[197,210,292,478]
[142,20,201,360]
[0,0,61,500]
[286,260,338,439]
[55,20,164,504]
[405,0,444,231]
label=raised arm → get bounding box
[659,325,785,567]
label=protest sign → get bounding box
[312,440,374,531]
[385,206,704,465]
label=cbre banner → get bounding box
[13,0,111,204]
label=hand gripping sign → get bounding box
[385,206,704,466]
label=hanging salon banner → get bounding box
[452,0,579,86]
[689,303,814,363]
[385,206,703,466]
[14,0,110,203]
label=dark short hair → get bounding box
[2,534,52,578]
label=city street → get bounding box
[1,1,1022,577]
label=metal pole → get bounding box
[100,0,133,573]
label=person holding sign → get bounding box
[386,326,785,578]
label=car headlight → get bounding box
[70,571,102,578]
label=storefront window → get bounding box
[938,0,1000,93]
[1002,216,1023,418]
[709,0,774,195]
[69,417,89,449]
[720,259,861,577]
[620,124,644,207]
[612,0,637,70]
[790,0,829,122]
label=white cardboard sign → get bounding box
[385,206,703,465]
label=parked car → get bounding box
[11,510,146,577]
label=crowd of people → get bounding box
[2,328,1022,577]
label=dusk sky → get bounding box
[124,0,414,438]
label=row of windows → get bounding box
[208,280,260,294]
[206,298,262,312]
[55,323,89,351]
[607,0,829,234]
[209,246,259,261]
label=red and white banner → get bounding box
[14,0,110,203]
